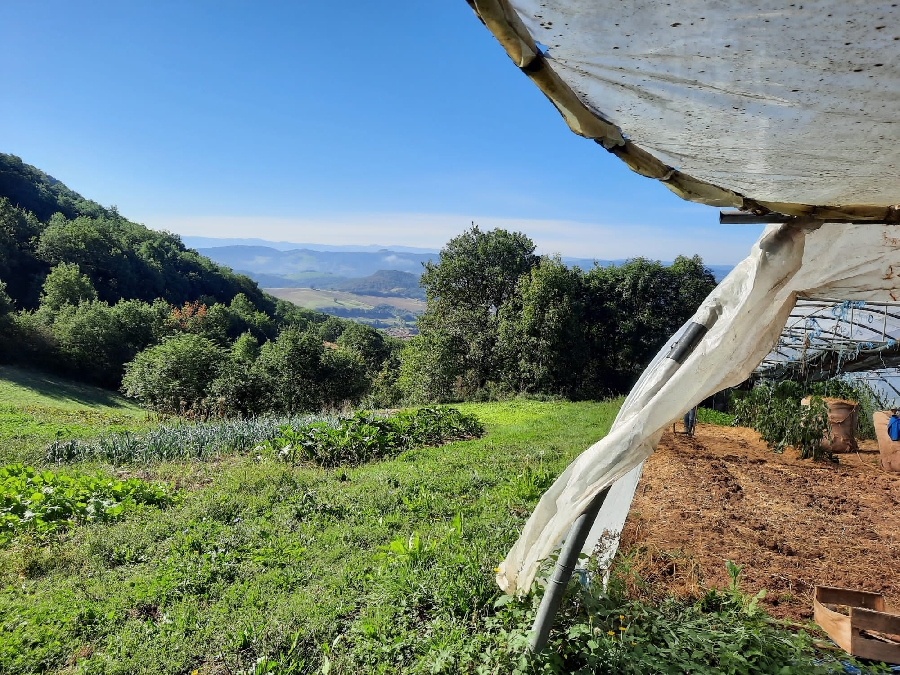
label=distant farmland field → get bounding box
[265,287,424,333]
[266,287,426,313]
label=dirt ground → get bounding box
[620,423,900,621]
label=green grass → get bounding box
[0,396,860,675]
[0,400,618,674]
[0,366,149,465]
[0,365,143,413]
[697,407,735,426]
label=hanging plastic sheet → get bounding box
[467,0,900,220]
[465,0,900,594]
[498,222,900,594]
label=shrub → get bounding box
[733,383,832,460]
[121,333,224,414]
[696,407,734,426]
[254,327,330,413]
[262,407,485,467]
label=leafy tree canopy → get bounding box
[121,334,224,414]
[40,262,97,311]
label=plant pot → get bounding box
[801,397,858,453]
[873,411,900,472]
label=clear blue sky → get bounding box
[0,1,763,262]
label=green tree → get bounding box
[319,347,370,408]
[0,198,43,307]
[121,334,223,413]
[228,293,276,341]
[209,333,267,416]
[397,332,466,403]
[318,316,347,343]
[582,255,717,393]
[254,327,327,414]
[336,322,390,373]
[40,262,97,311]
[497,256,587,396]
[415,225,539,395]
[0,280,13,318]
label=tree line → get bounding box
[0,153,401,414]
[0,222,717,412]
[0,262,400,415]
[0,153,718,413]
[396,225,717,402]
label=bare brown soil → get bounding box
[620,423,900,621]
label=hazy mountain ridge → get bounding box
[196,245,435,279]
[196,238,734,286]
[183,235,439,254]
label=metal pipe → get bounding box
[527,320,712,654]
[719,211,795,224]
[528,485,610,653]
[719,211,897,225]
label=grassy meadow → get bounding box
[0,371,865,674]
[2,381,617,673]
[0,366,147,466]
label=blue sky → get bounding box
[0,1,763,263]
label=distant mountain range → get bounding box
[195,245,434,279]
[183,236,438,254]
[190,237,734,290]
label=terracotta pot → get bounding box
[873,410,900,471]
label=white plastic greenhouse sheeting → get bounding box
[469,0,900,594]
[498,222,900,594]
[468,0,900,222]
[755,297,900,379]
[507,0,900,207]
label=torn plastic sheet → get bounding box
[498,222,900,594]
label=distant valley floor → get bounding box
[265,287,423,335]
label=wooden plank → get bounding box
[852,607,900,635]
[816,586,885,611]
[850,631,900,665]
[814,587,900,664]
[814,596,853,653]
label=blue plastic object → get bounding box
[888,414,900,442]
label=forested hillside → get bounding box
[0,153,270,311]
[0,153,719,413]
[0,154,399,411]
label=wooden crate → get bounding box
[814,586,900,663]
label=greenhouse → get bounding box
[756,297,900,392]
[466,0,900,649]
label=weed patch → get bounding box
[696,407,734,426]
[0,464,176,544]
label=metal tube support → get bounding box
[528,485,611,653]
[719,210,895,226]
[527,319,712,655]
